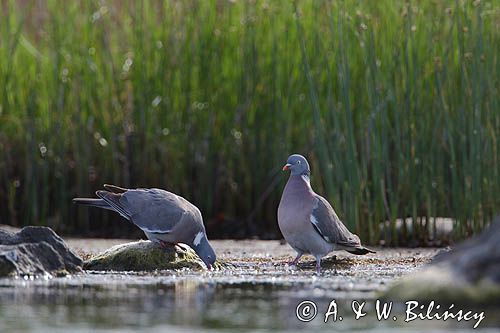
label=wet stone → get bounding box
[0,226,83,277]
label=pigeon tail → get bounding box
[346,247,376,255]
[72,198,111,209]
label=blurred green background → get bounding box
[0,0,499,244]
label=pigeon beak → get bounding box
[207,263,212,270]
[282,163,291,171]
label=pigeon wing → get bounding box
[99,188,189,234]
[310,195,362,248]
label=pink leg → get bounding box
[288,253,303,266]
[315,257,322,275]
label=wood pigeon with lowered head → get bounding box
[73,184,216,269]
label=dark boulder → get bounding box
[383,217,500,305]
[0,226,83,277]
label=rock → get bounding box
[83,240,227,271]
[0,226,83,277]
[383,217,500,305]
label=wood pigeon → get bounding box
[73,184,216,269]
[278,154,374,273]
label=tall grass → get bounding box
[0,0,499,243]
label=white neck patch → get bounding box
[193,231,204,246]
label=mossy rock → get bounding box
[83,240,227,271]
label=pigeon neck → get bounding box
[287,173,313,193]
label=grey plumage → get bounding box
[278,154,374,273]
[311,196,372,254]
[73,185,216,269]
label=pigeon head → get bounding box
[191,231,216,269]
[282,154,310,176]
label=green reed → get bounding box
[0,0,498,243]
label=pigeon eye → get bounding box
[297,160,301,164]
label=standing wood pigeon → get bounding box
[73,184,216,269]
[278,154,374,273]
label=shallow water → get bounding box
[0,240,497,332]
